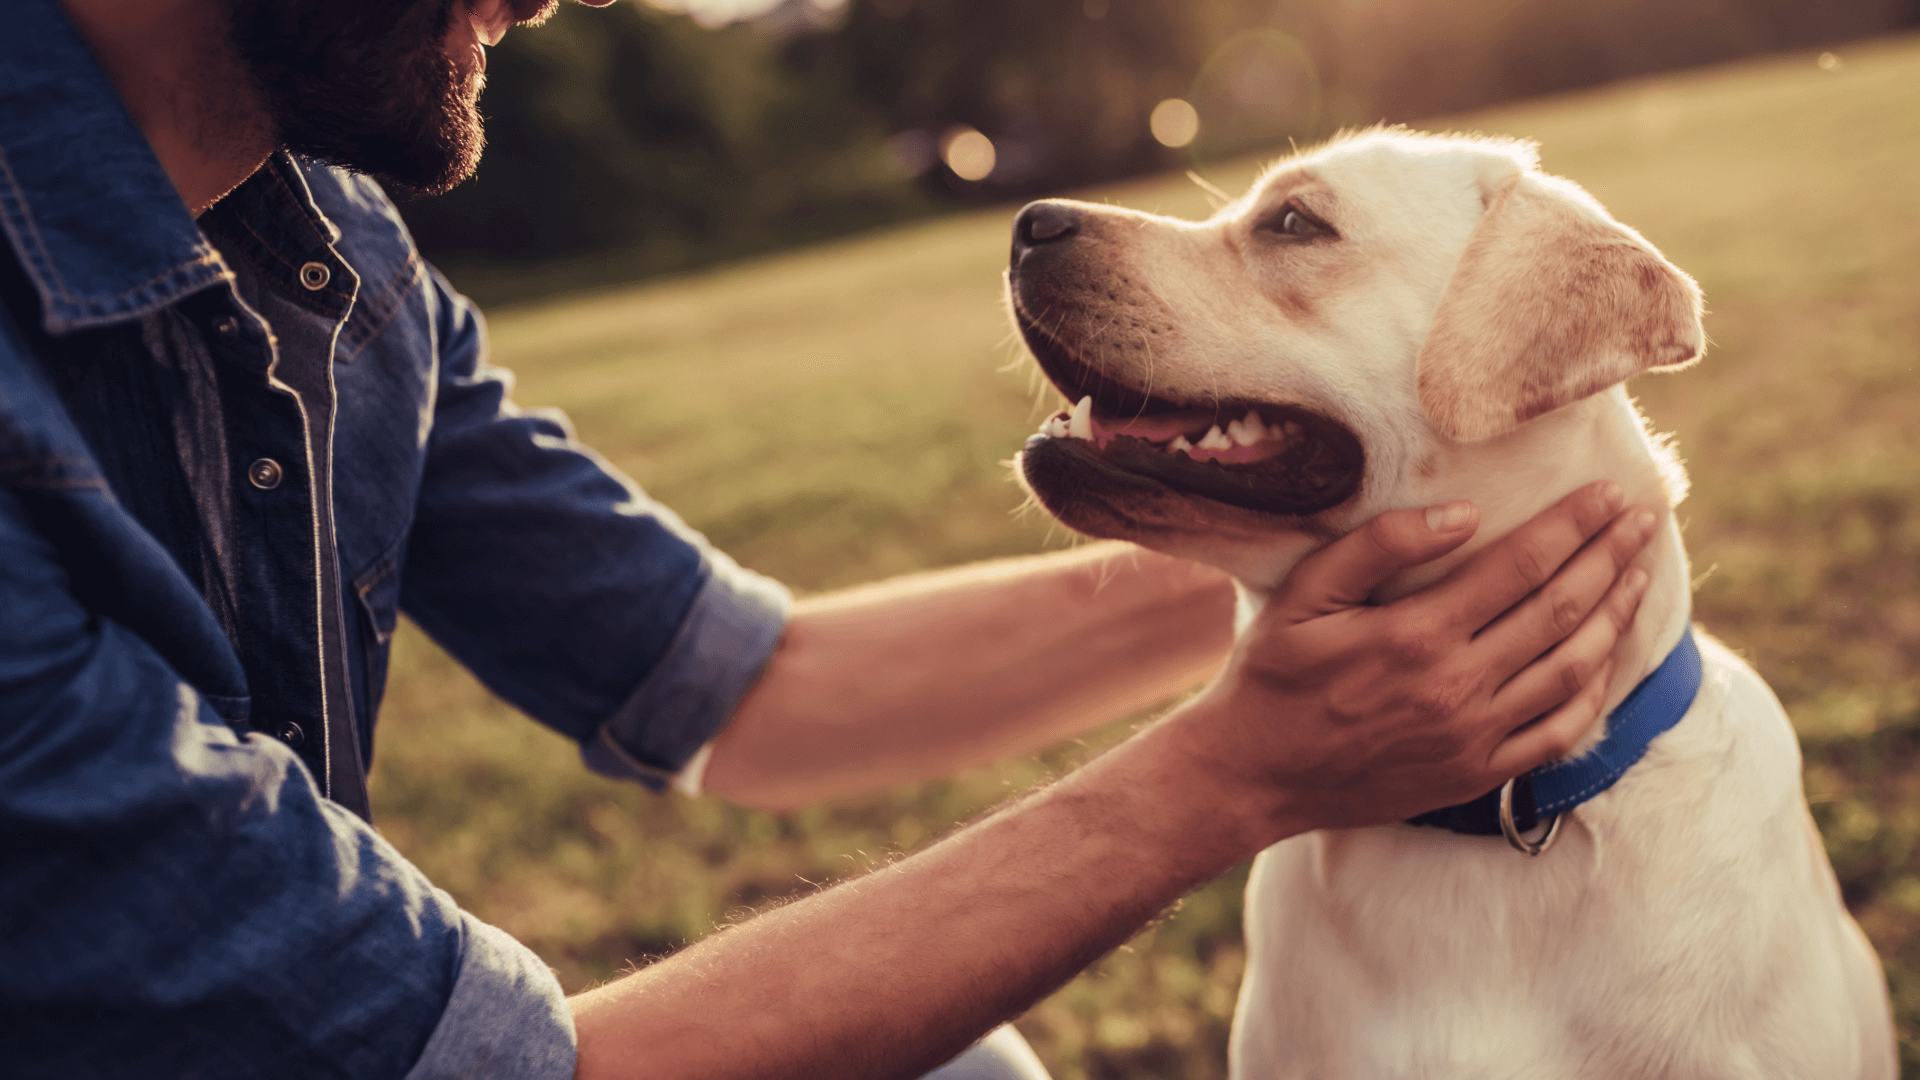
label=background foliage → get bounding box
[401,0,1919,306]
[372,36,1920,1078]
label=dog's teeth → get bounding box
[1197,425,1232,450]
[1040,415,1069,438]
[1170,435,1192,454]
[1282,420,1302,437]
[1228,413,1264,446]
[1068,395,1094,440]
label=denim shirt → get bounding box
[0,2,791,1076]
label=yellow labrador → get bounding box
[1007,130,1895,1079]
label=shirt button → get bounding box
[277,722,305,749]
[212,315,239,339]
[298,261,331,290]
[247,458,284,489]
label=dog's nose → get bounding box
[1012,201,1080,259]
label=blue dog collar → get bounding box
[1408,628,1704,838]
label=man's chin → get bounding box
[232,0,485,197]
[282,95,483,197]
[370,124,484,197]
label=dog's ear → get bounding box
[1416,157,1704,444]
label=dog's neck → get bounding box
[1424,389,1690,727]
[1246,386,1693,734]
[1393,387,1692,726]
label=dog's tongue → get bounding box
[1092,414,1194,442]
[1089,408,1297,465]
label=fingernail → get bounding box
[1633,507,1658,534]
[1624,567,1649,595]
[1599,481,1624,513]
[1426,500,1474,532]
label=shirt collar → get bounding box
[0,0,230,335]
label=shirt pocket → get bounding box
[352,544,404,720]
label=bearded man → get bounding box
[0,1,1657,1077]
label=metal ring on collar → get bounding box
[1499,777,1561,857]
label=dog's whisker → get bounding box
[1186,169,1231,211]
[1134,333,1157,425]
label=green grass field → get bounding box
[371,35,1920,1077]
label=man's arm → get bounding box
[703,543,1236,810]
[573,483,1657,1080]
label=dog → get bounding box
[1006,129,1896,1078]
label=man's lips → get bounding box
[469,0,514,46]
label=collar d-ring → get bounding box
[1499,777,1561,856]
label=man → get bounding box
[0,0,1656,1077]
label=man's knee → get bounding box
[920,1024,1051,1080]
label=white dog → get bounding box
[1006,130,1895,1078]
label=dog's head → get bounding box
[1010,129,1703,587]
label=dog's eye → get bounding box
[1259,205,1334,241]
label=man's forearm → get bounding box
[704,543,1236,809]
[572,708,1289,1080]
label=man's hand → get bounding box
[1173,480,1656,839]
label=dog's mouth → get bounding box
[1017,310,1363,518]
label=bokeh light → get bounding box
[647,0,841,29]
[645,0,779,29]
[941,126,997,182]
[1149,99,1200,148]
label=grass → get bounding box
[370,34,1920,1077]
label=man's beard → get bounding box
[226,0,483,196]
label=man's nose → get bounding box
[1011,201,1081,262]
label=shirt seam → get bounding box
[0,143,71,303]
[337,254,425,365]
[0,145,231,331]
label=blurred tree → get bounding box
[809,0,1920,194]
[403,0,920,272]
[400,0,1918,298]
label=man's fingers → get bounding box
[1472,505,1657,675]
[1268,501,1480,622]
[1487,566,1647,720]
[1485,659,1615,779]
[1420,481,1629,634]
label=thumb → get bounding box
[1271,501,1481,620]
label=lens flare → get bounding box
[1189,29,1319,158]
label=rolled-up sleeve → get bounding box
[401,268,790,788]
[403,914,575,1080]
[0,487,575,1078]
